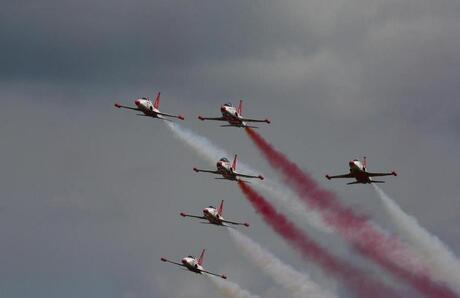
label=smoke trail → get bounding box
[245,128,458,298]
[229,229,337,298]
[374,185,460,294]
[165,122,332,234]
[208,276,259,298]
[237,181,401,298]
[166,122,228,163]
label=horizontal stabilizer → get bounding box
[346,181,362,185]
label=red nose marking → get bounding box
[135,100,141,106]
[349,161,354,166]
[203,209,209,214]
[220,106,225,112]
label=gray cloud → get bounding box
[1,0,460,297]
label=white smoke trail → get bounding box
[373,185,460,294]
[208,275,259,298]
[166,122,332,234]
[229,229,337,298]
[166,122,228,164]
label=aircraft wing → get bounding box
[180,213,206,220]
[193,168,220,175]
[222,219,249,227]
[161,258,186,268]
[367,171,397,177]
[114,103,140,111]
[325,173,354,179]
[200,269,227,279]
[198,116,226,121]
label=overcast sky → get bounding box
[1,0,460,297]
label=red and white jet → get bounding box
[325,157,397,185]
[180,200,249,227]
[114,92,184,121]
[161,249,227,279]
[193,155,264,181]
[198,100,270,128]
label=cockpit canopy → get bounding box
[208,206,215,208]
[219,157,229,162]
[223,103,233,107]
[141,97,148,100]
[187,255,194,259]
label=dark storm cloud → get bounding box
[0,0,320,83]
[1,0,460,297]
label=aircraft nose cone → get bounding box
[220,106,225,112]
[181,259,187,265]
[349,161,354,166]
[135,100,141,106]
[203,209,209,214]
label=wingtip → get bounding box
[180,212,186,217]
[325,175,331,180]
[265,118,271,124]
[198,116,204,121]
[258,175,264,180]
[243,223,250,227]
[193,167,198,172]
[114,103,121,108]
[178,115,185,120]
[161,257,167,262]
[221,275,227,279]
[392,171,397,176]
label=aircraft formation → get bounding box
[114,93,398,282]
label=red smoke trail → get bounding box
[245,128,457,298]
[237,181,400,298]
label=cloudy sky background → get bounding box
[1,0,460,297]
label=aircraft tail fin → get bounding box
[232,154,238,170]
[218,200,224,216]
[198,249,205,266]
[237,100,243,115]
[153,92,161,109]
[363,156,367,171]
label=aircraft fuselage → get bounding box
[203,207,224,225]
[220,105,247,127]
[181,257,203,273]
[349,160,373,183]
[134,99,162,118]
[216,160,238,180]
